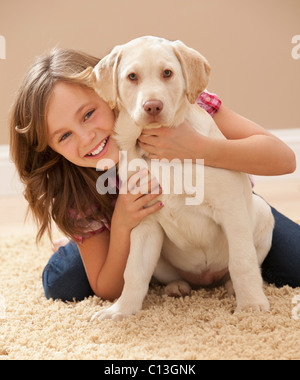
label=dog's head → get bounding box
[85,36,211,128]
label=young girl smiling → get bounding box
[10,48,299,302]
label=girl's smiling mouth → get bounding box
[85,136,110,159]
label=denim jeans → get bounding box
[43,241,94,302]
[42,207,300,302]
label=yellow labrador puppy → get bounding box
[84,36,274,321]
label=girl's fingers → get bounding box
[137,176,160,196]
[139,129,158,137]
[138,200,164,218]
[126,171,160,197]
[138,135,156,146]
[126,168,149,194]
[135,188,162,209]
[120,169,163,218]
[137,140,154,152]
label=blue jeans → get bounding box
[42,207,300,302]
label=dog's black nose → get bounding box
[143,100,163,116]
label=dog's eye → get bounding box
[163,70,173,78]
[128,73,138,81]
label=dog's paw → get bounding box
[235,296,270,314]
[91,301,140,322]
[91,309,128,322]
[164,281,192,298]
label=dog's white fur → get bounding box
[88,36,274,321]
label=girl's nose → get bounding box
[80,129,96,147]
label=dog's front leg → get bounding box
[220,202,270,313]
[92,220,164,321]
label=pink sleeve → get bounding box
[73,222,108,245]
[69,205,112,244]
[196,91,222,117]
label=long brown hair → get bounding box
[9,48,116,242]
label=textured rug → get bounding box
[0,234,299,360]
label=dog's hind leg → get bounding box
[164,281,192,298]
[92,219,164,321]
[153,256,192,298]
[153,256,182,284]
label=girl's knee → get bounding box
[42,243,94,302]
[42,262,63,301]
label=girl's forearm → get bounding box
[206,105,297,176]
[199,133,296,176]
[95,226,131,301]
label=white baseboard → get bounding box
[0,145,24,197]
[1,128,300,196]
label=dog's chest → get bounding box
[156,197,229,272]
[158,195,226,250]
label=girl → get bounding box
[10,48,299,302]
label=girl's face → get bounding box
[47,82,119,169]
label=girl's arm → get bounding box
[79,171,163,301]
[78,227,129,301]
[210,105,296,175]
[138,105,296,176]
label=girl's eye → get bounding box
[84,109,95,121]
[163,70,173,78]
[59,132,72,142]
[128,73,138,81]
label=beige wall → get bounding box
[0,0,299,145]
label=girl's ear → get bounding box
[92,45,123,110]
[172,40,211,104]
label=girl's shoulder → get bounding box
[69,203,113,244]
[70,174,119,244]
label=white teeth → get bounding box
[87,138,109,156]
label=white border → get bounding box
[1,128,300,196]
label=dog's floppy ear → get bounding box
[71,66,96,88]
[92,45,122,109]
[172,40,211,104]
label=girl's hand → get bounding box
[138,121,203,161]
[111,169,163,232]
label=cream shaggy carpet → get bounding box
[0,233,299,360]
